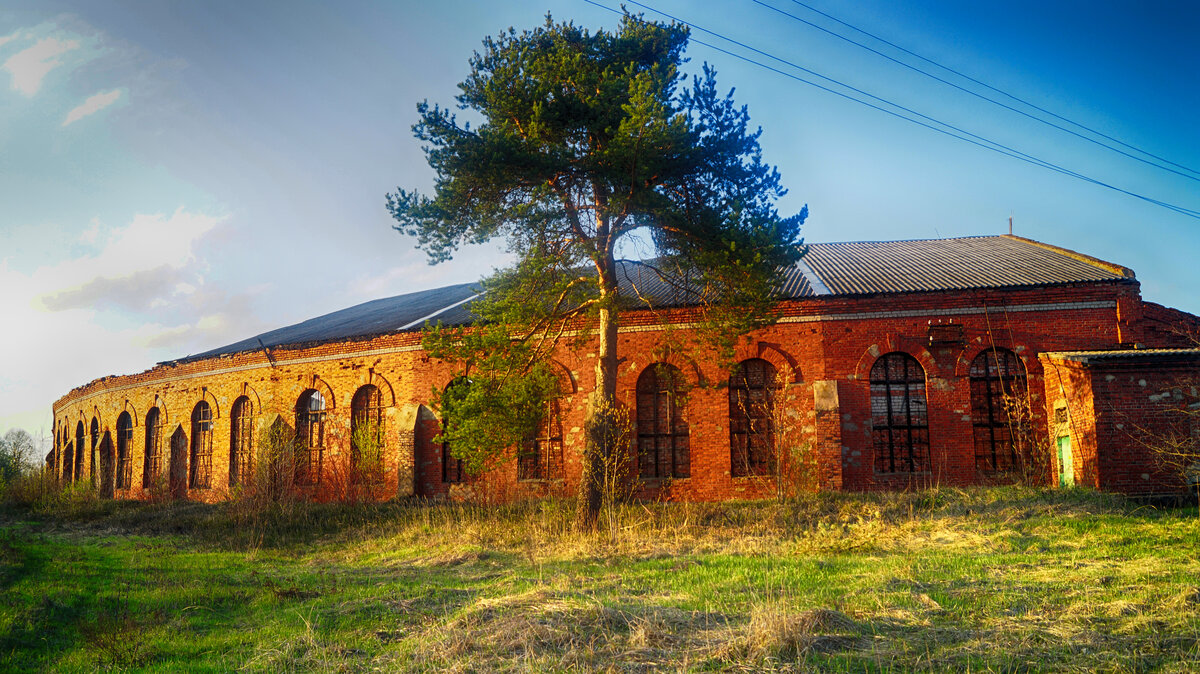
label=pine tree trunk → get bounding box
[577,268,619,530]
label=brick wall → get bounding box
[1042,352,1200,495]
[51,277,1199,501]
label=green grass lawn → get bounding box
[1,487,1197,672]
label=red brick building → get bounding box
[50,235,1200,501]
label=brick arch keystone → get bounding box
[121,398,141,427]
[641,347,704,388]
[240,382,263,414]
[854,342,937,382]
[198,387,221,419]
[308,375,336,409]
[365,369,397,407]
[731,341,801,384]
[955,345,1031,379]
[548,359,578,394]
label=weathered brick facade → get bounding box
[49,237,1200,501]
[1041,350,1200,495]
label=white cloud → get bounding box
[63,89,123,126]
[79,217,101,244]
[2,36,79,96]
[36,208,222,300]
[0,31,21,49]
[0,208,240,446]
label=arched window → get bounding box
[144,407,163,488]
[870,352,930,473]
[74,421,85,482]
[636,364,689,479]
[62,432,74,483]
[729,358,778,477]
[970,348,1029,474]
[89,417,100,479]
[351,385,385,484]
[441,379,468,484]
[519,395,563,481]
[116,412,133,489]
[295,389,326,485]
[229,396,254,487]
[190,402,213,489]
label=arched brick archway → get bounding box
[99,432,115,499]
[169,425,188,499]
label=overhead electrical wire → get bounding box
[779,0,1200,179]
[748,0,1200,183]
[581,0,1200,220]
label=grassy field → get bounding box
[0,487,1197,672]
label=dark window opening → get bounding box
[441,378,468,484]
[116,412,133,489]
[190,401,213,489]
[730,358,778,477]
[144,407,163,488]
[62,440,74,483]
[970,348,1029,474]
[351,385,385,484]
[89,417,99,480]
[295,389,326,485]
[230,396,254,487]
[636,364,689,480]
[519,397,563,481]
[74,422,85,482]
[870,352,930,473]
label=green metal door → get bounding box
[1057,435,1074,488]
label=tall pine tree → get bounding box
[388,14,805,528]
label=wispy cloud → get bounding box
[2,36,79,96]
[35,208,222,311]
[0,30,21,49]
[40,264,187,312]
[63,89,123,126]
[0,208,267,442]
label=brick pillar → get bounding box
[813,380,843,490]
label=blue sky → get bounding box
[2,1,1197,446]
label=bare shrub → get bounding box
[587,398,636,535]
[80,589,151,669]
[999,391,1054,485]
[225,418,301,533]
[1,468,63,510]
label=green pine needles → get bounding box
[388,13,806,527]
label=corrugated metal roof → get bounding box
[177,235,1131,362]
[178,281,480,362]
[801,235,1129,296]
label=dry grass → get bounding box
[1,486,1197,671]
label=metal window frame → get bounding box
[229,397,254,487]
[190,402,213,489]
[519,398,564,481]
[870,353,930,474]
[143,408,164,488]
[636,364,689,480]
[295,391,326,486]
[969,349,1027,473]
[116,413,133,489]
[729,358,778,478]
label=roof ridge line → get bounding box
[808,234,1002,246]
[1002,234,1135,279]
[397,289,485,331]
[793,256,831,296]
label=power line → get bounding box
[780,0,1200,179]
[582,0,1200,220]
[752,0,1200,183]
